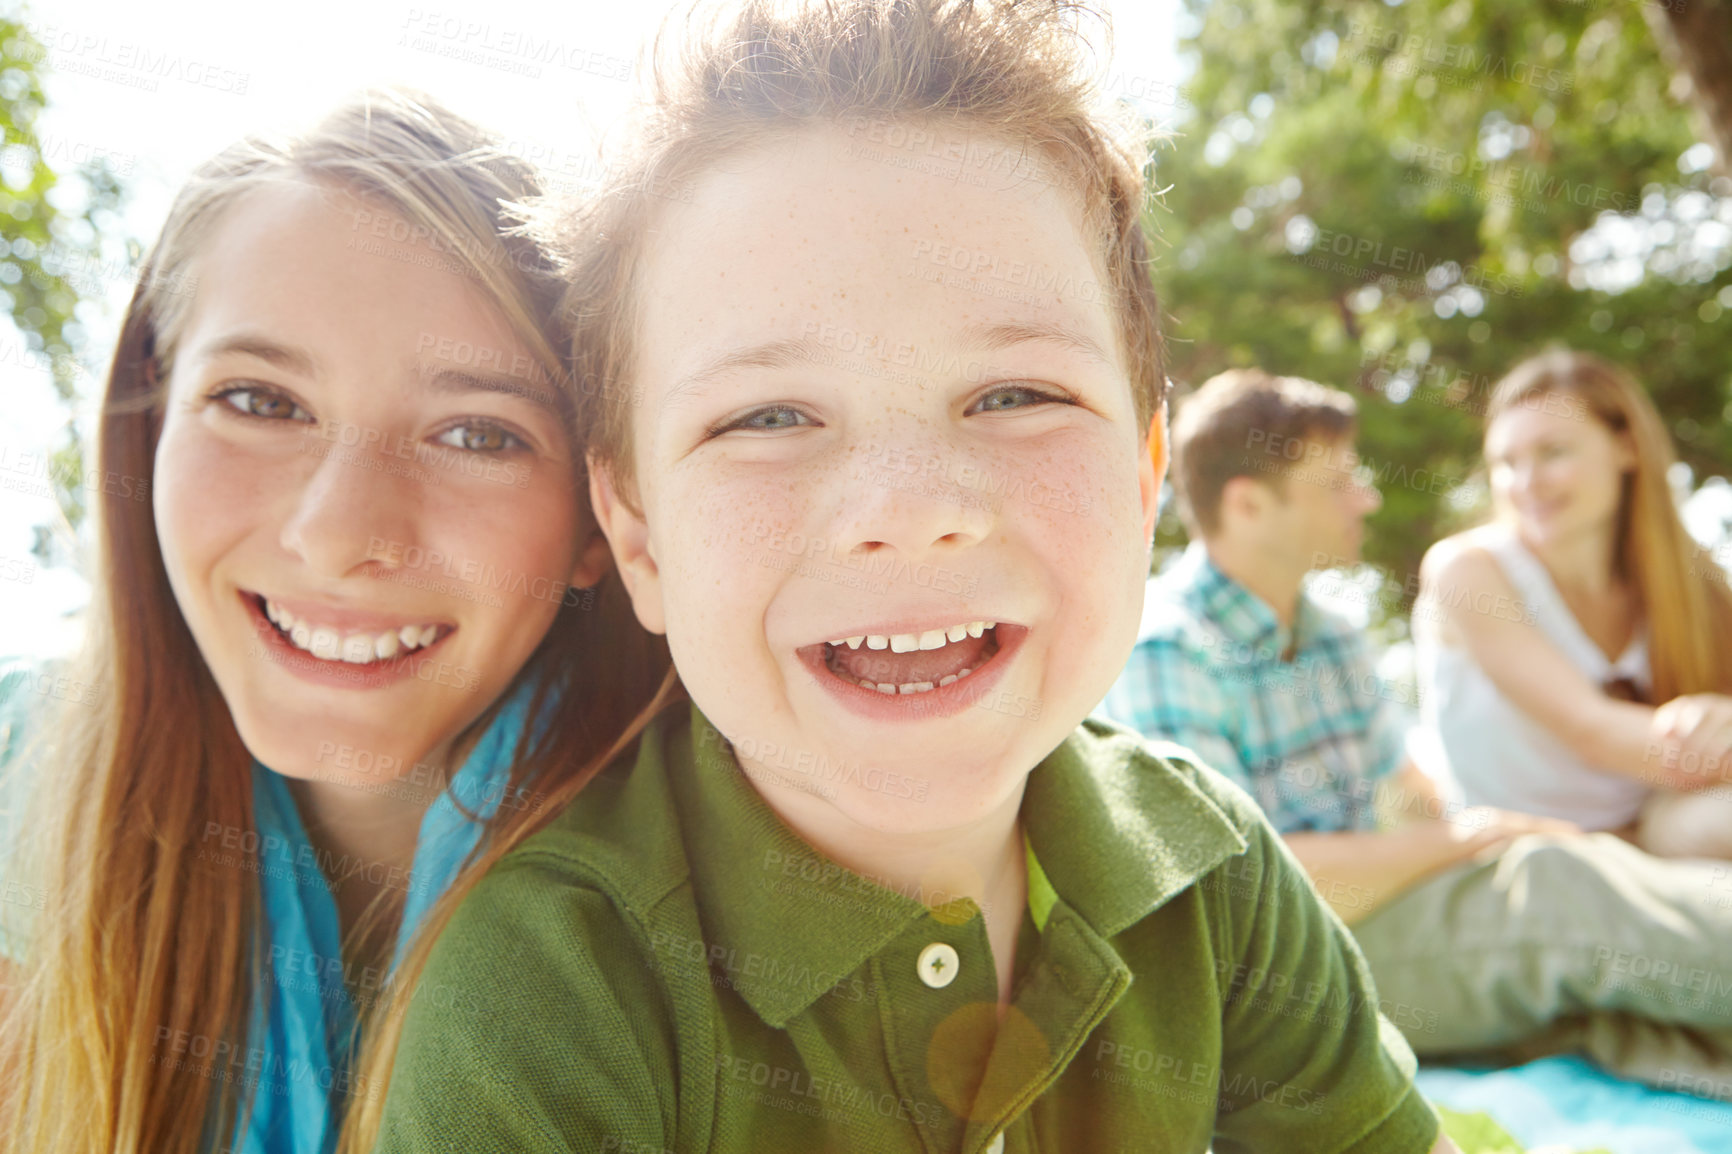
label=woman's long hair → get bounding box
[0,88,673,1153]
[1487,348,1732,703]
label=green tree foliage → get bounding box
[0,10,128,531]
[1150,0,1732,614]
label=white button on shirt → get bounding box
[917,942,959,988]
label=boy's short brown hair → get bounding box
[1170,368,1358,535]
[531,0,1169,510]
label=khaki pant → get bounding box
[1351,832,1732,1096]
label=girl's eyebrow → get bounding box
[189,332,322,378]
[417,366,563,413]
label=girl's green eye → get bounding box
[217,386,312,422]
[434,423,526,454]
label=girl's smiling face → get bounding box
[595,123,1162,834]
[154,179,608,785]
[1486,397,1633,546]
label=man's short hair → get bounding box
[1170,368,1358,536]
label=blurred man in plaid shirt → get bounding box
[1100,367,1732,1092]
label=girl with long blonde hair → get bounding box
[1418,347,1732,857]
[0,88,672,1153]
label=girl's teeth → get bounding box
[262,597,443,665]
[845,636,864,649]
[866,635,889,650]
[967,621,984,638]
[946,624,968,643]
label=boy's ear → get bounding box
[587,455,667,636]
[1139,407,1169,550]
[567,524,615,592]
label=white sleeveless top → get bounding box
[1416,529,1652,830]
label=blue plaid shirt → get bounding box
[1099,544,1409,834]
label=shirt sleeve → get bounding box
[1100,636,1258,797]
[1209,811,1440,1154]
[374,853,674,1154]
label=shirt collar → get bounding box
[670,704,1248,1027]
[1172,541,1332,657]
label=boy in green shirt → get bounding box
[363,2,1459,1151]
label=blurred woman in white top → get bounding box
[1416,348,1732,858]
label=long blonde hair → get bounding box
[340,2,1165,1146]
[1487,348,1732,703]
[0,88,673,1153]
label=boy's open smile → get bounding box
[798,620,1026,718]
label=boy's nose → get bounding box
[825,443,994,562]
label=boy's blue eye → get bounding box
[713,405,813,435]
[433,422,528,454]
[215,384,313,423]
[969,383,1073,413]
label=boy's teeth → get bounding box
[839,621,994,655]
[262,597,443,665]
[851,663,981,696]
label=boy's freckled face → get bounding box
[614,123,1162,833]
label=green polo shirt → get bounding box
[376,703,1439,1153]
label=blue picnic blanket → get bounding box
[1418,1058,1732,1153]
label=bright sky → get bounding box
[0,0,1184,656]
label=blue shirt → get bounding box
[1099,544,1408,834]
